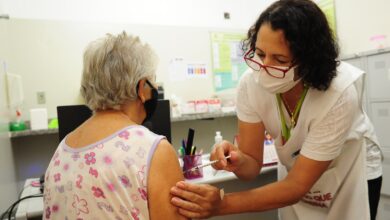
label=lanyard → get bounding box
[276,87,309,143]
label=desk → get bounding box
[17,156,277,220]
[15,179,43,220]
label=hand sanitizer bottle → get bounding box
[212,131,223,175]
[215,131,223,145]
[9,109,26,131]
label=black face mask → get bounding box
[137,80,158,124]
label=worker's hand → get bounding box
[170,181,222,219]
[210,140,243,172]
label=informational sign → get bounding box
[315,0,337,34]
[210,33,247,92]
[169,58,208,82]
[186,62,208,79]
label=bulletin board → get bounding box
[316,0,337,34]
[210,32,247,92]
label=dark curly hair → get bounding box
[242,0,339,91]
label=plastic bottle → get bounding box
[212,131,223,175]
[9,109,26,131]
[215,131,223,145]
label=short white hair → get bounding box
[80,31,158,111]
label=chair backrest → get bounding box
[57,105,92,142]
[56,100,171,142]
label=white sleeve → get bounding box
[300,85,358,161]
[235,74,262,123]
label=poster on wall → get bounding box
[169,58,208,82]
[210,32,247,92]
[315,0,336,35]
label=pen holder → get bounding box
[183,154,203,179]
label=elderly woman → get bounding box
[43,32,187,220]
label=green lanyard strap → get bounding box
[276,87,309,143]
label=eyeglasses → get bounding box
[244,50,294,79]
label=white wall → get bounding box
[2,0,389,54]
[3,19,247,119]
[0,19,18,212]
[0,0,278,120]
[335,0,390,56]
[0,0,275,29]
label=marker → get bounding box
[190,146,196,155]
[186,128,195,155]
[178,147,185,158]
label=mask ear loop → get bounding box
[290,60,301,81]
[145,80,157,90]
[254,69,260,84]
[135,80,145,103]
[136,79,156,102]
[135,80,141,95]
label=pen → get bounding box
[182,139,186,149]
[183,155,231,173]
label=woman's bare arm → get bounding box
[148,139,189,220]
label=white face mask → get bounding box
[257,65,300,94]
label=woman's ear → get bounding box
[137,79,146,103]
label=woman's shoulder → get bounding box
[124,125,165,140]
[62,124,162,152]
[239,68,257,85]
[120,125,166,152]
[330,61,365,92]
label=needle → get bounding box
[183,155,231,173]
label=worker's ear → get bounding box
[137,79,147,103]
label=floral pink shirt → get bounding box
[43,125,164,220]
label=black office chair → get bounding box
[56,100,171,143]
[56,105,92,142]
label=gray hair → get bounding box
[80,31,158,111]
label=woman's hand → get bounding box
[211,140,243,172]
[170,181,223,219]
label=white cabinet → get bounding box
[371,102,390,147]
[344,57,370,115]
[367,53,390,101]
[380,149,390,196]
[343,49,390,199]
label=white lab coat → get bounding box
[275,62,370,220]
[236,62,374,220]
